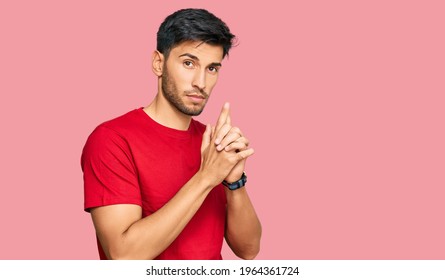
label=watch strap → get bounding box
[222,172,247,190]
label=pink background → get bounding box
[1,0,444,259]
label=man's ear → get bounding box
[152,50,164,76]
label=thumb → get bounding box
[201,124,212,153]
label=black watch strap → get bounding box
[222,173,247,190]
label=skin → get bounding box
[90,41,262,260]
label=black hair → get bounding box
[157,8,235,58]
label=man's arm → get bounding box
[91,170,214,260]
[211,103,262,259]
[225,187,262,259]
[90,105,254,260]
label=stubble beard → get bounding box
[161,66,208,117]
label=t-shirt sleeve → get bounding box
[81,125,141,212]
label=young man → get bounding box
[81,8,261,260]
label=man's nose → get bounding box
[192,70,206,91]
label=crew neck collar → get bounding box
[137,107,195,139]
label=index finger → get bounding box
[215,102,230,131]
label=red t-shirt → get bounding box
[81,108,226,260]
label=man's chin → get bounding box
[178,104,205,116]
[186,102,207,115]
[185,108,204,116]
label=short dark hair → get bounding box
[157,8,235,58]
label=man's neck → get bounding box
[143,95,192,131]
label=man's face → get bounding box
[161,41,224,116]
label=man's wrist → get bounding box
[195,170,217,190]
[223,172,247,190]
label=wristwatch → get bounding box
[222,172,247,190]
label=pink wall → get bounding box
[1,0,444,259]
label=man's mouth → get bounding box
[186,93,206,103]
[186,90,207,102]
[187,93,205,98]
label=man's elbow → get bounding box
[107,247,129,260]
[108,251,156,260]
[239,251,259,260]
[235,244,260,260]
[107,246,157,260]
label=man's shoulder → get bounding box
[99,108,143,131]
[84,108,144,147]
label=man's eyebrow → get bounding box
[179,53,222,67]
[179,53,199,60]
[209,62,222,67]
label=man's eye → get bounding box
[184,61,194,68]
[208,66,218,73]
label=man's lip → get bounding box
[186,94,205,99]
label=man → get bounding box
[81,8,261,260]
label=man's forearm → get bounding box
[225,187,262,259]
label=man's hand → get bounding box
[204,102,252,184]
